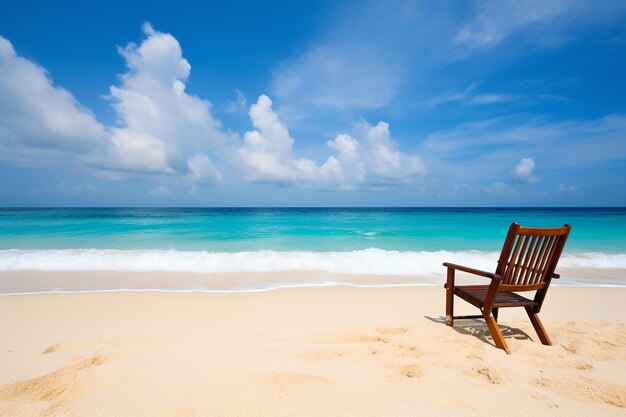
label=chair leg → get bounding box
[485,315,510,354]
[525,306,552,345]
[445,268,454,326]
[492,308,499,322]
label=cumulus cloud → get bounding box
[0,24,226,183]
[331,120,426,186]
[187,153,222,184]
[238,95,425,188]
[1,24,426,192]
[238,94,332,183]
[0,36,106,166]
[325,134,366,186]
[511,158,538,183]
[88,23,226,180]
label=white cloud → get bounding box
[325,134,366,186]
[468,94,518,105]
[0,24,229,183]
[90,23,226,180]
[456,0,626,49]
[238,95,425,188]
[352,120,426,184]
[272,43,401,112]
[104,129,174,175]
[238,94,327,183]
[270,1,626,118]
[269,1,456,115]
[511,158,538,183]
[0,25,427,192]
[187,153,222,184]
[0,36,106,166]
[324,121,426,188]
[427,83,519,107]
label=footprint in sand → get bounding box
[308,329,426,362]
[0,354,110,406]
[556,324,626,361]
[530,392,561,409]
[398,363,422,379]
[463,365,501,385]
[396,343,423,358]
[533,376,626,408]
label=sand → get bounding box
[0,279,625,416]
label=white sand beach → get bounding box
[0,276,624,416]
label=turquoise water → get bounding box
[0,208,624,290]
[0,207,624,252]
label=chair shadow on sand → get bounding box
[424,316,534,349]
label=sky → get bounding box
[0,0,625,207]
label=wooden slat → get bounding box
[517,226,571,236]
[544,234,567,281]
[542,237,559,280]
[512,235,532,286]
[522,235,537,284]
[535,236,556,284]
[521,235,542,286]
[495,223,520,277]
[503,235,523,284]
[533,235,552,284]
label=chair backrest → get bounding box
[495,222,571,292]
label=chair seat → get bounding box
[454,285,539,309]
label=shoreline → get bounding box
[0,266,624,295]
[2,281,626,298]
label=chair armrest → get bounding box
[443,262,500,280]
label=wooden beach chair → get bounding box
[443,222,571,354]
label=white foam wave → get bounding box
[0,249,624,275]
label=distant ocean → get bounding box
[1,208,625,291]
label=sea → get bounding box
[1,207,625,291]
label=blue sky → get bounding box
[1,0,625,206]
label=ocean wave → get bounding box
[0,249,624,275]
